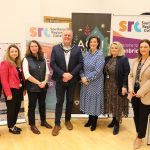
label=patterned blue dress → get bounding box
[80,50,104,116]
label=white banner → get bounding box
[111,15,150,117]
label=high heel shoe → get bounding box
[107,117,115,128]
[134,138,142,149]
[113,124,119,135]
[90,116,98,131]
[9,127,20,134]
[84,115,93,127]
[14,126,22,132]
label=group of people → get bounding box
[0,41,52,135]
[0,28,149,150]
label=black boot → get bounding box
[84,115,93,127]
[107,117,116,128]
[90,116,98,131]
[113,120,119,135]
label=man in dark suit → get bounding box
[50,28,83,136]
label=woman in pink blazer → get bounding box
[128,39,150,149]
[1,44,25,134]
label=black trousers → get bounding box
[55,82,76,125]
[5,88,23,128]
[27,90,47,125]
[131,86,150,138]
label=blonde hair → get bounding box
[107,41,125,56]
[4,44,21,66]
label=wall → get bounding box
[0,0,149,53]
[41,0,150,17]
[0,0,41,55]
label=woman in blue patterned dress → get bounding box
[80,36,105,131]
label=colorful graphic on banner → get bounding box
[72,13,112,56]
[26,23,69,118]
[72,13,111,114]
[0,43,25,125]
[111,15,150,116]
[111,15,150,59]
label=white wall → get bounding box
[41,0,150,17]
[0,0,149,49]
[0,0,41,54]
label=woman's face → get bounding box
[110,44,119,57]
[30,42,39,55]
[139,42,150,57]
[89,38,98,51]
[9,47,18,60]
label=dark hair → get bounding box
[25,40,44,60]
[87,36,100,49]
[138,39,150,59]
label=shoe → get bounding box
[113,125,119,135]
[30,125,40,134]
[65,121,73,130]
[84,121,92,127]
[90,125,96,131]
[52,125,61,136]
[14,126,22,132]
[9,127,20,134]
[41,121,52,129]
[84,115,93,127]
[107,117,115,128]
[90,116,98,131]
[134,138,142,149]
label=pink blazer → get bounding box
[1,60,22,97]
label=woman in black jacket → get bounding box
[22,40,52,134]
[104,41,130,135]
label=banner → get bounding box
[111,15,150,116]
[26,23,69,118]
[0,43,25,125]
[111,15,150,60]
[72,13,112,114]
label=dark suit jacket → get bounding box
[50,44,83,84]
[105,56,130,96]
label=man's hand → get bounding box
[62,73,73,81]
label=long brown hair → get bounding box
[4,44,21,66]
[25,40,44,60]
[137,39,150,59]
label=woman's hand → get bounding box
[37,82,45,88]
[81,77,89,85]
[122,87,127,96]
[129,90,136,97]
[135,93,141,98]
[7,95,12,100]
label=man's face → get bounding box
[62,30,73,46]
